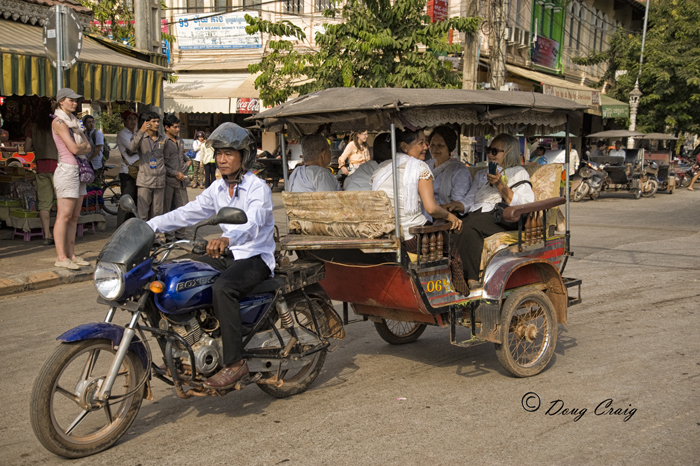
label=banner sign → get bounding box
[543,84,600,108]
[174,12,261,50]
[531,36,559,69]
[236,98,260,114]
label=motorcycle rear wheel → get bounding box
[257,297,329,398]
[30,339,144,459]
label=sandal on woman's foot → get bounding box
[55,259,80,270]
[71,256,90,266]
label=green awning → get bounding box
[601,95,629,119]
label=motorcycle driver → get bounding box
[146,123,275,389]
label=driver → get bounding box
[146,123,275,390]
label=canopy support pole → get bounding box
[390,122,402,263]
[280,131,289,231]
[565,118,571,258]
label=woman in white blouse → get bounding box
[456,133,535,289]
[371,129,462,253]
[427,126,472,214]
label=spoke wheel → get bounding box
[374,319,427,345]
[30,339,144,458]
[642,178,658,197]
[494,289,557,377]
[571,182,589,202]
[256,297,328,398]
[101,181,121,215]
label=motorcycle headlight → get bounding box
[94,262,125,300]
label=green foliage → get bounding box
[573,0,700,134]
[97,110,123,134]
[246,0,480,105]
[80,0,175,47]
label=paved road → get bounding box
[1,190,699,465]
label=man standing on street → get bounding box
[117,110,139,226]
[147,123,275,389]
[162,114,190,240]
[130,111,166,221]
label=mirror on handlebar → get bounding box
[206,207,248,226]
[119,194,138,216]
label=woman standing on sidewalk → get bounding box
[51,88,93,270]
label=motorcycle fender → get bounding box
[57,322,149,371]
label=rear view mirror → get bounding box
[119,195,137,216]
[208,207,247,226]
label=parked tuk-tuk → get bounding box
[587,129,646,199]
[250,88,585,377]
[635,133,679,195]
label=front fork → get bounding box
[97,293,149,401]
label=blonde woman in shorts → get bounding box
[51,88,92,269]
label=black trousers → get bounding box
[196,254,271,365]
[204,163,216,188]
[457,210,509,282]
[117,173,138,226]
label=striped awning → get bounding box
[0,19,170,106]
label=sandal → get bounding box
[55,259,80,270]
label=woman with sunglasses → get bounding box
[371,129,462,253]
[455,133,535,291]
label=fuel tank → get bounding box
[155,261,221,315]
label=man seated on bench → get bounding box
[288,134,340,192]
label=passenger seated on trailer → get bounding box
[288,134,340,192]
[426,126,472,215]
[608,140,626,165]
[343,132,392,191]
[456,133,535,291]
[370,128,462,253]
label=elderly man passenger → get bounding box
[608,140,626,165]
[427,126,472,215]
[344,132,392,191]
[456,133,535,291]
[288,134,340,192]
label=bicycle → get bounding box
[101,165,121,215]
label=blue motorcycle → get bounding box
[30,196,342,459]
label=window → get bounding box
[285,0,303,14]
[243,0,262,10]
[315,0,332,12]
[186,0,204,13]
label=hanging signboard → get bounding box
[543,84,600,108]
[531,36,559,69]
[426,0,448,22]
[174,11,262,50]
[236,98,260,114]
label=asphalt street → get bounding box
[1,189,699,465]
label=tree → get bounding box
[245,0,480,105]
[573,0,700,134]
[79,0,136,45]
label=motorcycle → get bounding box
[641,160,659,197]
[572,160,607,202]
[30,195,343,459]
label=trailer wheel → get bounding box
[374,320,426,345]
[494,289,557,377]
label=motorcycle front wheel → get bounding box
[571,182,589,202]
[642,178,658,197]
[30,339,144,459]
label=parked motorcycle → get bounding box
[641,160,659,197]
[572,160,607,202]
[30,196,342,459]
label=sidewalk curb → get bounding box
[0,266,94,296]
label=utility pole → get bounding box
[134,0,161,53]
[489,0,507,90]
[462,0,480,90]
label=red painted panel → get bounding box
[320,262,429,314]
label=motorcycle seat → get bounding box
[249,276,288,295]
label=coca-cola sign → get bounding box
[236,98,260,114]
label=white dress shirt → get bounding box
[426,158,472,212]
[147,171,276,275]
[117,127,138,174]
[465,166,535,213]
[343,160,379,191]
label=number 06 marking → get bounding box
[425,278,453,294]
